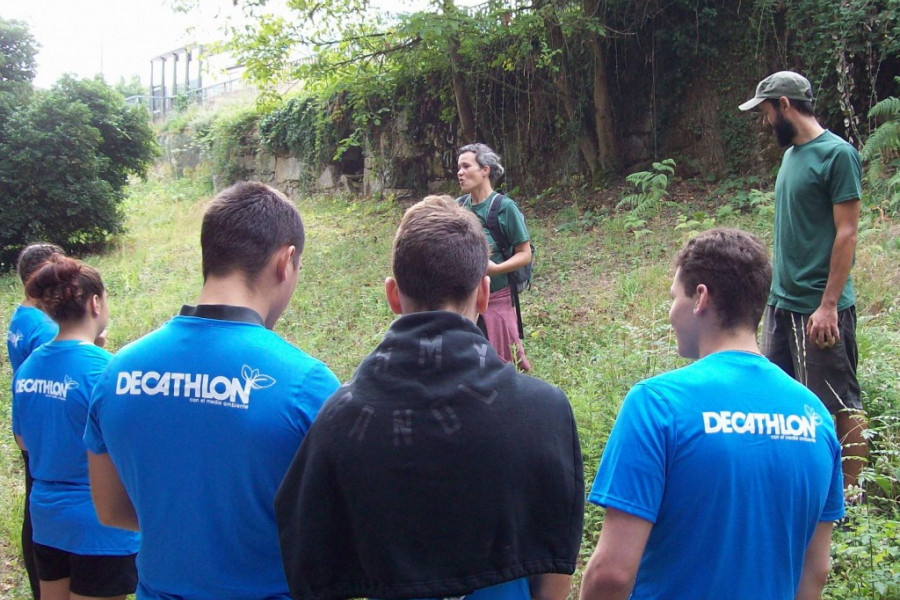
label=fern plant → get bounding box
[862,83,900,215]
[617,159,676,216]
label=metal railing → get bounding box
[126,77,258,121]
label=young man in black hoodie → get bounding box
[275,195,583,600]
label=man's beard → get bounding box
[773,112,797,148]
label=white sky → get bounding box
[1,0,477,90]
[0,0,261,88]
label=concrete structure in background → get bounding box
[127,45,252,120]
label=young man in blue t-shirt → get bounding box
[84,182,340,600]
[275,195,583,600]
[6,242,64,600]
[579,229,844,600]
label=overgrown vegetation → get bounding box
[1,170,898,599]
[161,0,900,191]
[862,79,900,217]
[0,17,158,270]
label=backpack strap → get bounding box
[484,193,511,260]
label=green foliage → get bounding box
[862,87,900,216]
[113,74,146,99]
[707,175,764,211]
[0,76,159,269]
[617,159,676,216]
[748,0,900,140]
[259,94,345,169]
[748,188,775,219]
[179,0,900,189]
[830,512,900,599]
[674,211,716,238]
[555,206,608,232]
[52,76,158,190]
[196,106,261,187]
[0,16,38,140]
[0,17,38,89]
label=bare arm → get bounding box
[529,573,571,600]
[795,521,834,600]
[15,434,26,451]
[579,508,653,600]
[88,451,139,531]
[487,240,532,277]
[807,200,859,346]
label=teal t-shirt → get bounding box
[461,192,530,293]
[771,130,861,313]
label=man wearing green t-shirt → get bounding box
[740,71,868,496]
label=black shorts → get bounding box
[760,305,862,413]
[33,543,137,597]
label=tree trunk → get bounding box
[541,1,600,175]
[584,0,618,174]
[448,40,477,144]
[443,0,477,144]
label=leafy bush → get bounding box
[196,107,261,188]
[617,159,676,216]
[862,86,900,216]
[0,76,158,269]
[261,95,330,163]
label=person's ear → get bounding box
[385,277,403,315]
[90,294,100,317]
[275,245,297,282]
[693,283,710,315]
[475,276,490,314]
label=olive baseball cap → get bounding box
[739,71,813,111]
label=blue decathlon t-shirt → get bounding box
[84,310,340,600]
[7,305,58,374]
[12,340,140,555]
[589,351,844,600]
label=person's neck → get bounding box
[196,275,270,324]
[21,297,40,308]
[400,300,480,325]
[469,185,494,205]
[55,320,98,344]
[698,328,761,359]
[791,116,825,146]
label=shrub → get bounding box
[862,87,900,217]
[0,76,158,269]
[197,107,262,188]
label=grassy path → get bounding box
[1,176,898,598]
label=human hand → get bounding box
[806,305,839,349]
[486,260,499,276]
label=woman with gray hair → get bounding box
[457,143,532,371]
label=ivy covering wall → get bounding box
[170,0,900,196]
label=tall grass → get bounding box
[1,174,898,598]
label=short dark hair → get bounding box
[392,195,489,310]
[768,97,815,117]
[17,243,65,285]
[201,182,304,282]
[25,254,104,322]
[674,228,771,330]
